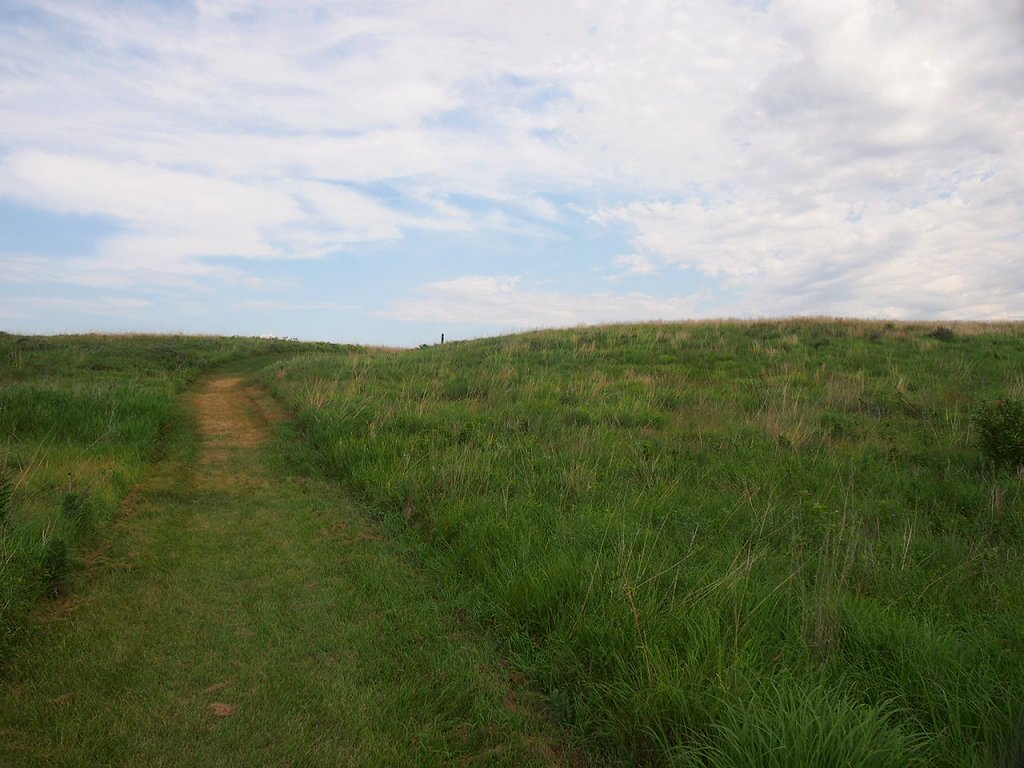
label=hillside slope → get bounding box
[265,319,1024,767]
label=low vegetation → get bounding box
[261,319,1024,767]
[975,395,1024,470]
[3,321,1022,766]
[1,374,568,767]
[0,333,326,663]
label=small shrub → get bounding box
[928,326,956,342]
[975,397,1024,468]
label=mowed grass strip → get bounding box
[0,333,341,665]
[0,376,571,767]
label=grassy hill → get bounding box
[2,321,1022,766]
[261,319,1024,767]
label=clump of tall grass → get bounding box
[0,472,12,529]
[975,396,1024,469]
[698,680,927,768]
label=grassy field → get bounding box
[2,322,1022,766]
[261,319,1024,767]
[1,370,570,766]
[0,333,332,664]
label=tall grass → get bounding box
[0,332,336,663]
[263,319,1024,766]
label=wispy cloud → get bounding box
[592,171,1024,318]
[233,300,359,312]
[382,275,706,329]
[612,254,659,277]
[0,295,152,319]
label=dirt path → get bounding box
[192,377,288,464]
[0,375,573,767]
[194,377,285,447]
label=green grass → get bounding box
[262,319,1024,766]
[0,377,567,766]
[0,333,340,664]
[4,322,1023,766]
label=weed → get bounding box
[441,376,473,400]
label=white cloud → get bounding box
[586,0,1024,319]
[0,150,296,255]
[0,255,51,284]
[0,296,152,320]
[382,275,705,328]
[613,254,658,276]
[0,0,1021,327]
[233,300,359,312]
[0,150,428,282]
[593,168,1023,319]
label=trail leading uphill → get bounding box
[0,375,572,767]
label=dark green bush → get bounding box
[975,397,1024,468]
[928,326,956,342]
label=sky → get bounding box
[1,0,1022,347]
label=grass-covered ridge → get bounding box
[264,319,1024,767]
[0,333,339,663]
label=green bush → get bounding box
[928,326,956,342]
[975,397,1024,468]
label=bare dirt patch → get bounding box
[208,702,236,718]
[192,377,289,464]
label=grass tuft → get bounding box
[975,396,1024,469]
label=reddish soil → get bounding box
[191,377,288,462]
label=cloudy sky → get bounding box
[1,0,1022,346]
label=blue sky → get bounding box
[1,0,1021,346]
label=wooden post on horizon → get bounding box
[441,333,445,345]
